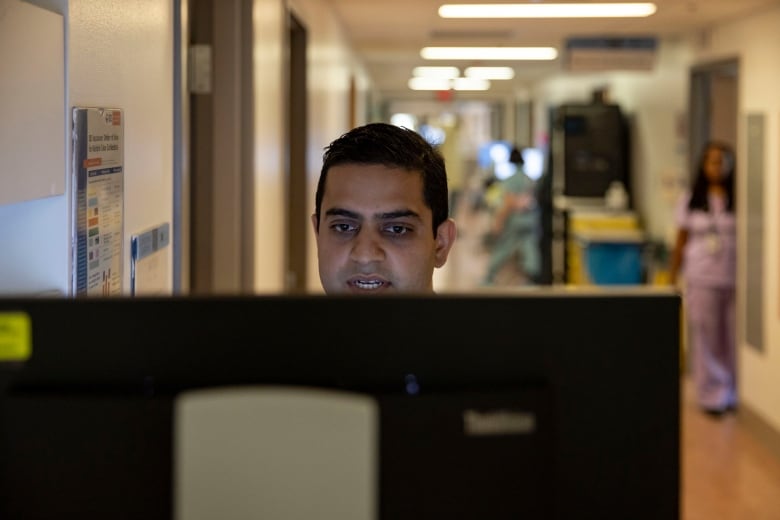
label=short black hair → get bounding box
[314,122,449,237]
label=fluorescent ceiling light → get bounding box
[412,66,460,78]
[439,3,657,18]
[421,47,558,60]
[452,77,491,91]
[408,77,452,91]
[464,66,515,80]
[407,77,492,91]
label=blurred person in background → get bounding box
[669,140,737,417]
[482,146,541,286]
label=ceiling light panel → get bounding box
[438,3,657,18]
[412,66,460,78]
[406,77,493,91]
[464,66,515,80]
[408,77,452,91]
[421,47,558,60]
[452,77,491,90]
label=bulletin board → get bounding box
[71,107,124,296]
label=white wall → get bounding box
[697,5,780,433]
[250,0,286,292]
[0,0,174,296]
[70,0,175,295]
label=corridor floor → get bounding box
[681,375,780,520]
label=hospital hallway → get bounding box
[438,191,780,519]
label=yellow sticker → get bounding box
[0,312,32,362]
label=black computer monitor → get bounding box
[0,288,680,519]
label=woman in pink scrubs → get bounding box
[669,141,737,417]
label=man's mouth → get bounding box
[348,278,389,290]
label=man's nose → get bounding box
[350,231,385,263]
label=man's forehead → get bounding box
[321,164,430,221]
[325,164,424,196]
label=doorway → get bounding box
[688,58,738,174]
[185,0,255,294]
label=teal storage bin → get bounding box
[585,242,644,284]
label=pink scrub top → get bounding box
[675,190,736,288]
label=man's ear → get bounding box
[310,213,319,236]
[433,218,457,268]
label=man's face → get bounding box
[312,163,455,294]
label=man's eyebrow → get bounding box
[376,209,421,221]
[324,208,360,219]
[324,208,421,221]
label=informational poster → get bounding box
[72,107,124,296]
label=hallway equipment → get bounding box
[546,101,632,283]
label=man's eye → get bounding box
[385,224,411,235]
[331,222,357,233]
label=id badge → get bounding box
[706,232,721,254]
